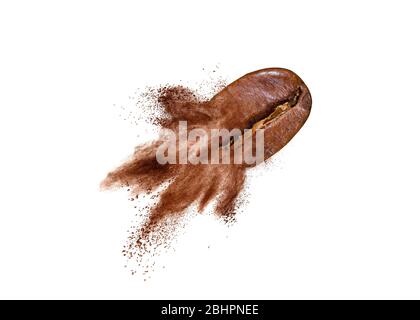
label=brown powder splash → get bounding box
[102,80,248,274]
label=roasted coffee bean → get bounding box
[208,68,312,162]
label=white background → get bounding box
[1,0,419,299]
